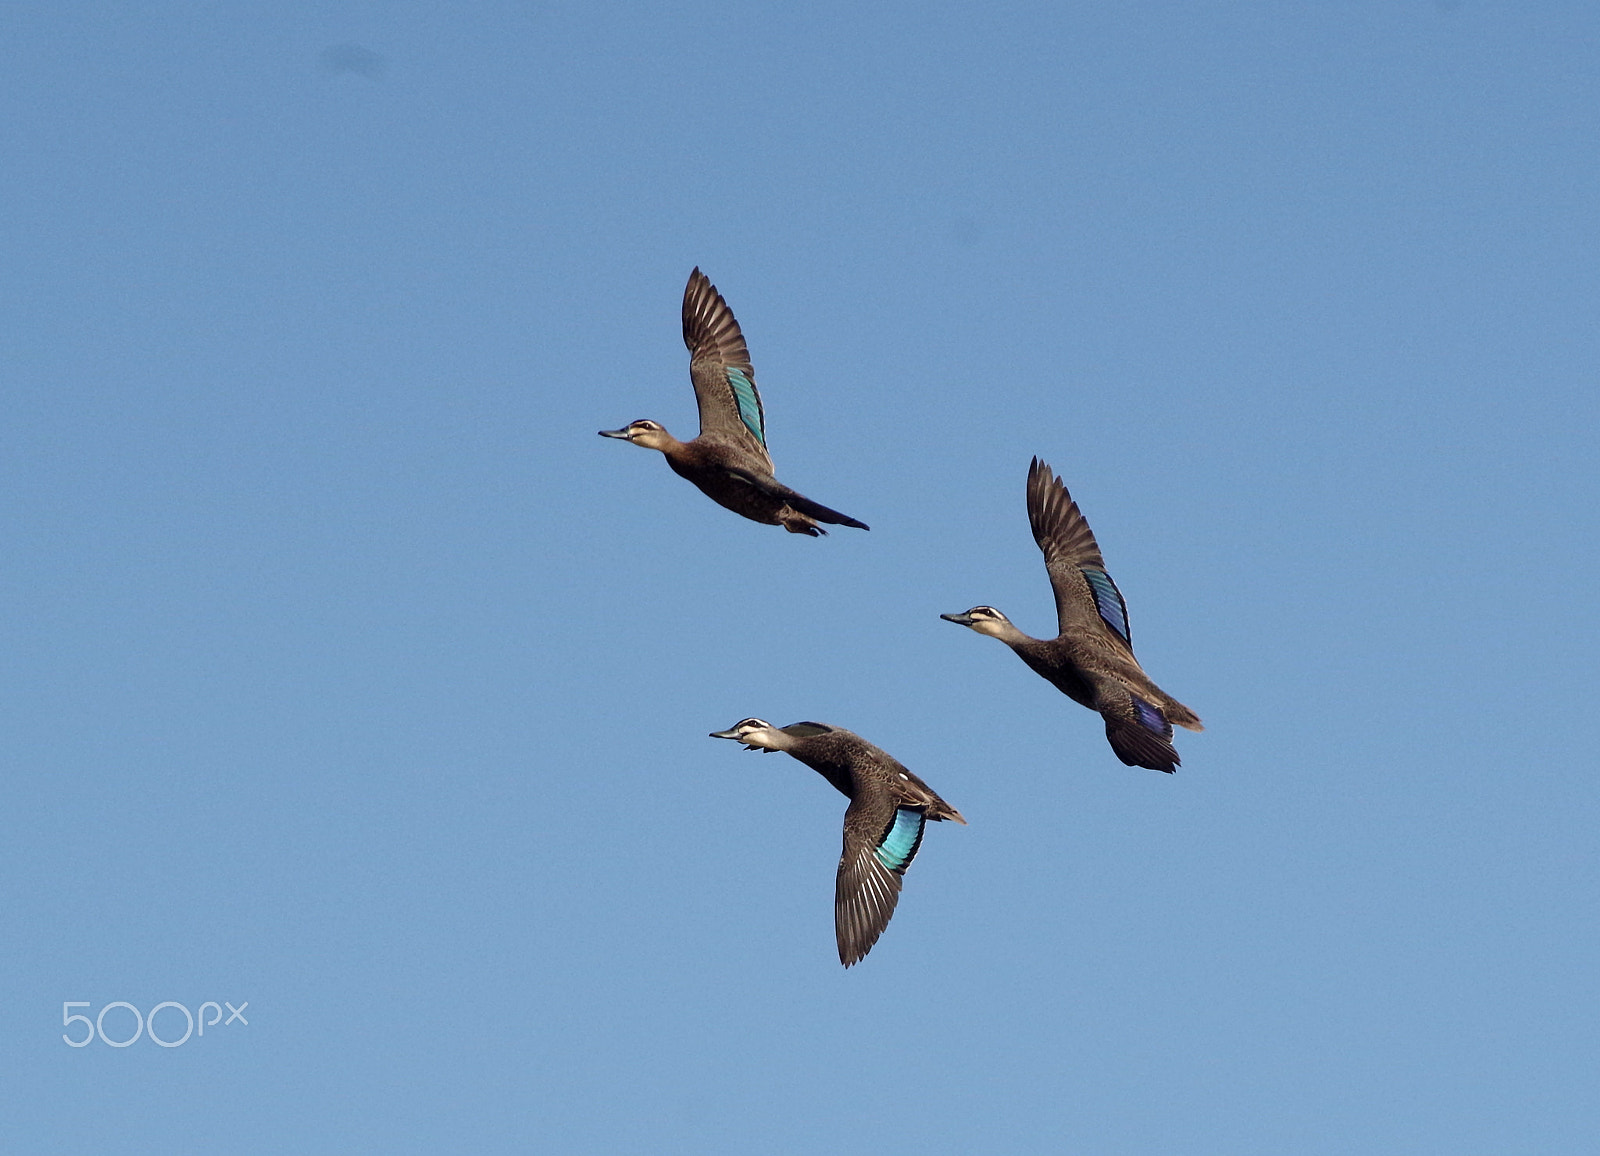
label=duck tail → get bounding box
[1160,696,1204,732]
[783,492,869,531]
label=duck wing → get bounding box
[835,801,927,967]
[1027,457,1134,653]
[1102,690,1182,773]
[683,268,773,470]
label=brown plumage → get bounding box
[942,458,1202,772]
[599,269,868,535]
[710,718,964,967]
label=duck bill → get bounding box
[598,427,633,439]
[708,728,742,740]
[940,611,976,626]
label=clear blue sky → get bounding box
[4,2,1597,1152]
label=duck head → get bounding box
[709,717,786,752]
[598,419,675,451]
[940,605,1018,639]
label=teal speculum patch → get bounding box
[873,807,924,872]
[725,367,765,445]
[1083,568,1130,644]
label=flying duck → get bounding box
[600,269,869,536]
[942,457,1202,772]
[709,718,964,966]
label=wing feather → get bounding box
[683,268,772,466]
[1028,457,1133,650]
[834,805,926,967]
[1103,693,1181,772]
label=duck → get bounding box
[709,718,964,967]
[941,457,1202,773]
[600,269,869,536]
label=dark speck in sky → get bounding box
[320,43,386,78]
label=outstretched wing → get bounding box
[1102,691,1181,773]
[1027,456,1133,651]
[835,805,925,967]
[683,268,773,468]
